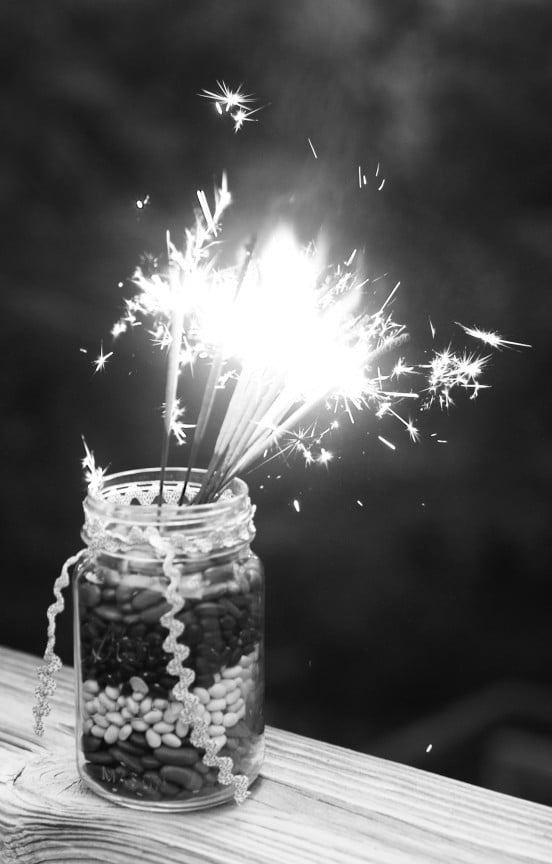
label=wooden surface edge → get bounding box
[1,645,551,864]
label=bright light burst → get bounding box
[102,175,527,502]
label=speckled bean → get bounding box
[210,711,224,726]
[211,734,227,749]
[110,747,144,774]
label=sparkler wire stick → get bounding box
[180,237,257,504]
[159,233,184,503]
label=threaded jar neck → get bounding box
[82,468,256,562]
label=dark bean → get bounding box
[219,597,241,618]
[94,605,122,622]
[80,583,102,607]
[140,601,172,623]
[220,614,237,631]
[160,675,178,689]
[195,602,221,617]
[178,610,196,627]
[123,613,142,625]
[159,780,180,796]
[81,734,102,753]
[129,732,148,749]
[87,750,116,765]
[184,623,202,645]
[115,584,136,605]
[132,589,163,611]
[194,675,214,688]
[142,770,162,789]
[117,739,146,756]
[128,622,148,638]
[160,765,203,790]
[111,747,144,774]
[141,755,162,770]
[154,746,199,767]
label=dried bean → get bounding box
[95,605,122,622]
[159,765,203,791]
[131,589,163,611]
[140,601,172,623]
[154,746,199,767]
[110,747,144,774]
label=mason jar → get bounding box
[73,467,264,810]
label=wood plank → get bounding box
[0,645,550,863]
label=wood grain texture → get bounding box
[0,645,551,863]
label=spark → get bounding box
[136,194,150,210]
[429,318,436,340]
[356,499,364,507]
[358,166,362,189]
[377,178,386,192]
[201,81,261,133]
[79,348,88,354]
[457,323,531,350]
[293,499,301,512]
[307,137,318,159]
[81,437,106,494]
[111,321,127,339]
[93,342,113,373]
[164,399,194,446]
[426,744,432,753]
[378,435,396,451]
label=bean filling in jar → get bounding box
[74,468,264,810]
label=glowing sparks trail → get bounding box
[308,137,318,159]
[457,324,532,350]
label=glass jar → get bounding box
[73,467,264,810]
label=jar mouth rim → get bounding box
[85,467,250,525]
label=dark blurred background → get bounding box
[2,0,552,805]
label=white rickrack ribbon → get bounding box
[156,538,250,805]
[33,550,86,736]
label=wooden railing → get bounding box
[0,646,550,863]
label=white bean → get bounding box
[208,683,226,699]
[175,719,189,738]
[126,697,139,715]
[145,729,162,749]
[83,680,99,695]
[98,693,116,711]
[142,709,162,725]
[211,734,227,750]
[121,707,133,721]
[83,718,93,733]
[222,679,237,693]
[131,718,148,732]
[236,704,246,720]
[92,713,109,729]
[194,687,210,704]
[222,711,239,728]
[225,688,240,706]
[119,723,133,741]
[206,698,226,712]
[163,704,182,724]
[104,724,120,745]
[152,721,174,734]
[91,724,105,738]
[105,685,119,701]
[105,711,124,727]
[208,724,225,737]
[84,699,97,715]
[222,666,242,679]
[153,698,168,710]
[139,697,152,715]
[132,692,144,703]
[129,676,148,694]
[241,655,253,669]
[161,733,182,748]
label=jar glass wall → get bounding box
[73,468,264,810]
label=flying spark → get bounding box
[93,343,113,373]
[308,138,318,159]
[378,436,396,451]
[293,499,301,512]
[457,323,531,350]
